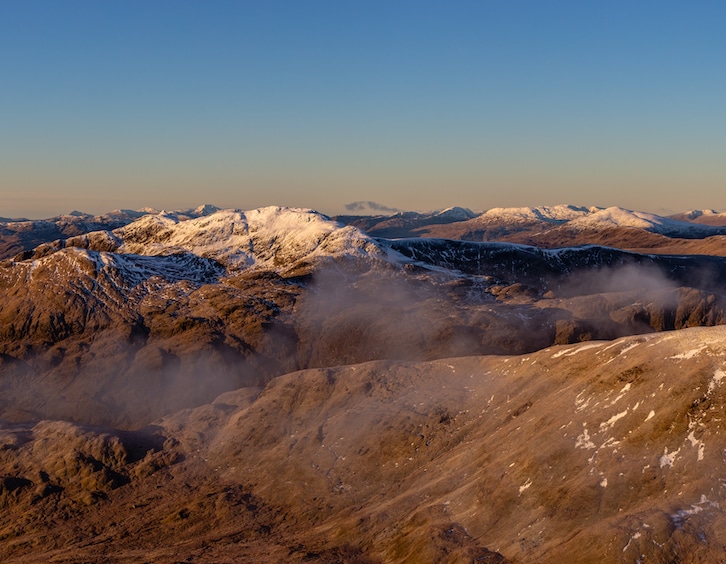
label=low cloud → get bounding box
[344,201,401,214]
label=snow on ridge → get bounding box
[115,206,382,272]
[192,203,220,216]
[433,206,477,220]
[476,205,593,223]
[567,207,666,230]
[27,246,224,294]
[567,206,726,236]
[465,204,726,237]
[677,209,726,220]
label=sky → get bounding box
[1,0,725,219]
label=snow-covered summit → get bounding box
[192,204,220,216]
[115,206,383,272]
[670,209,726,226]
[680,209,721,220]
[476,205,593,224]
[567,206,726,237]
[433,207,477,221]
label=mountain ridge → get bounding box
[3,326,726,562]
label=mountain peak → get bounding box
[113,206,381,273]
[192,204,220,216]
[434,206,476,220]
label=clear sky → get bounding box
[2,0,725,218]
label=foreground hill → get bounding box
[2,326,726,562]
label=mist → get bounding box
[555,263,679,298]
[344,201,401,214]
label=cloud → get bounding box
[344,201,401,213]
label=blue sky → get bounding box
[2,0,725,218]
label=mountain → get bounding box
[0,210,141,261]
[3,327,726,562]
[4,203,726,561]
[0,204,224,261]
[565,206,726,238]
[476,204,593,224]
[334,206,476,238]
[115,206,384,273]
[670,209,726,227]
[0,207,391,426]
[385,238,726,293]
[337,205,726,254]
[3,205,726,428]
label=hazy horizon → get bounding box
[2,1,725,219]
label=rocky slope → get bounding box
[2,327,726,562]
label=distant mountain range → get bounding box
[5,203,726,262]
[336,205,726,249]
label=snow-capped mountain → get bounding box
[431,206,477,221]
[474,204,594,224]
[4,202,726,422]
[0,210,142,261]
[670,209,726,227]
[115,206,384,272]
[336,204,726,247]
[0,204,226,261]
[566,206,726,237]
[8,204,726,312]
[19,206,385,279]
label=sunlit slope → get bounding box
[3,326,726,562]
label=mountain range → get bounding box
[2,204,726,562]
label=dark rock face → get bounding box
[385,238,726,294]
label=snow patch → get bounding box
[687,431,705,461]
[670,346,707,360]
[575,391,591,412]
[600,410,629,431]
[576,426,595,450]
[671,495,720,528]
[519,478,533,495]
[618,342,641,355]
[622,531,642,552]
[609,383,632,406]
[708,369,726,394]
[552,347,576,359]
[659,447,680,468]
